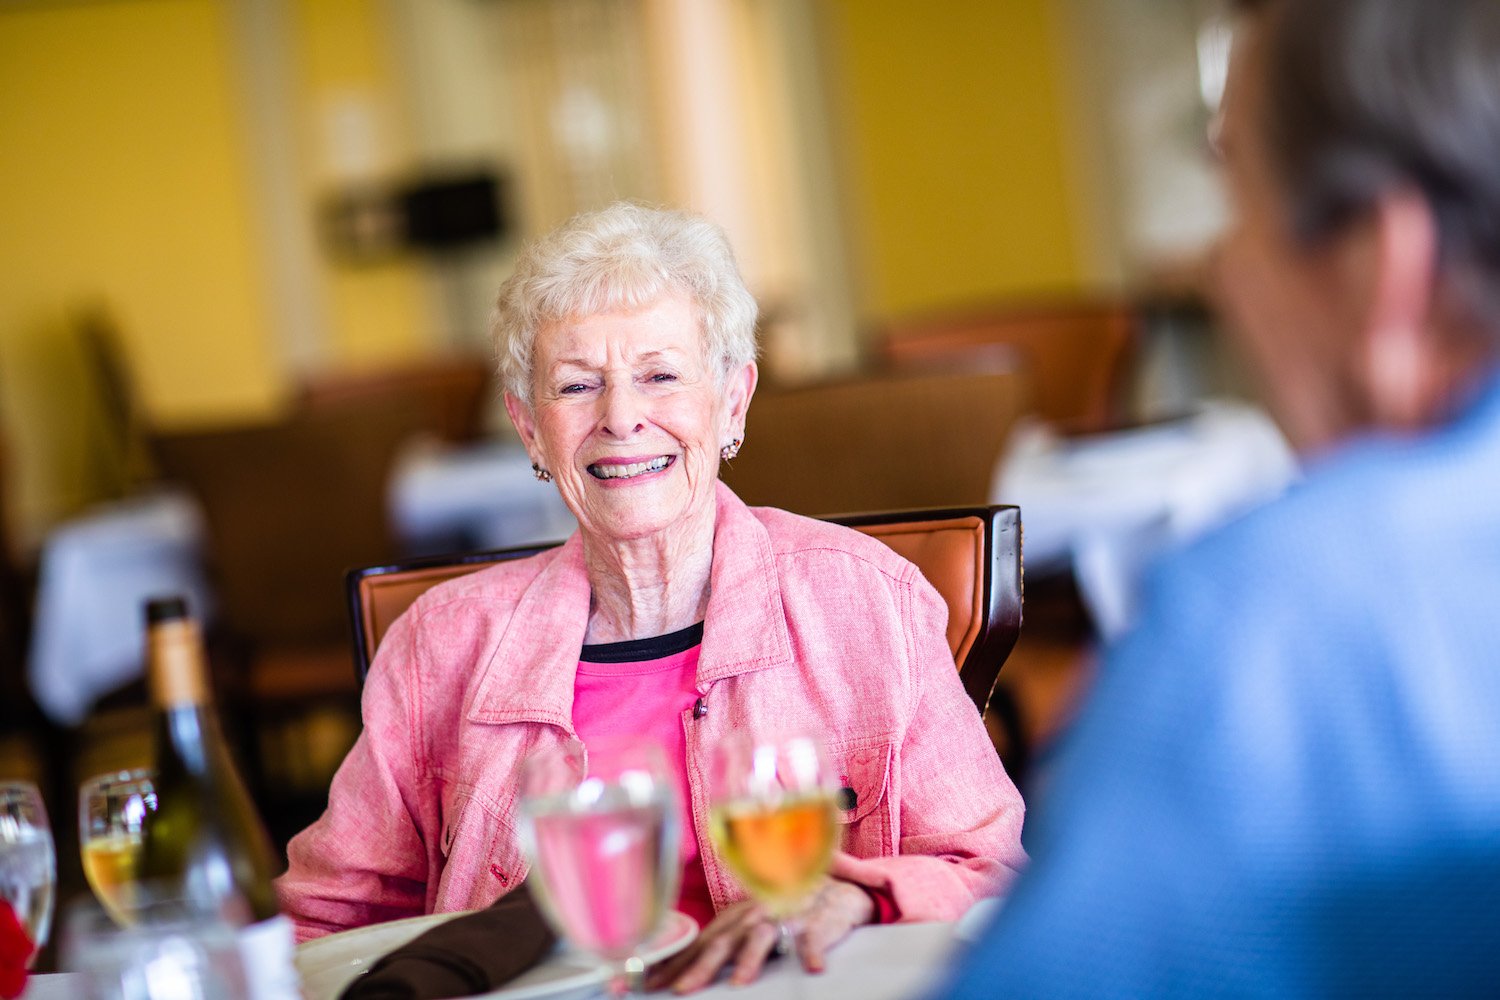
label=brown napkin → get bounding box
[338,883,558,1000]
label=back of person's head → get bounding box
[1235,0,1500,347]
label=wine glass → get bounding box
[79,770,157,927]
[707,733,840,960]
[518,739,681,997]
[0,780,56,957]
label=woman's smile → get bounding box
[586,454,677,484]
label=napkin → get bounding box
[338,883,558,1000]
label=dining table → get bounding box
[21,910,980,1000]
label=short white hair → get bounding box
[492,202,759,407]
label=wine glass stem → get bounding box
[606,954,646,997]
[777,920,795,960]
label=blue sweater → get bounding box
[936,375,1500,998]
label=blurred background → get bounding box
[1,0,1287,940]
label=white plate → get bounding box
[296,909,698,1000]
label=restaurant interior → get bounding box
[0,0,1298,985]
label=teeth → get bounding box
[590,456,671,480]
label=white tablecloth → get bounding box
[26,441,577,726]
[994,399,1298,638]
[26,490,214,726]
[388,440,576,552]
[25,917,970,999]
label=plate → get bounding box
[296,910,698,1000]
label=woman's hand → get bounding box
[648,880,875,994]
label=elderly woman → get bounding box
[277,203,1025,988]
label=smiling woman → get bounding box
[275,203,1027,991]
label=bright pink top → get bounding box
[572,631,715,928]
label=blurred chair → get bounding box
[721,368,1029,517]
[153,400,428,842]
[345,505,1023,722]
[76,307,159,496]
[296,355,493,445]
[876,297,1139,432]
[154,401,428,687]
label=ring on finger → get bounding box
[773,921,794,957]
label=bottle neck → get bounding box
[147,618,209,710]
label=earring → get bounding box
[720,437,742,462]
[531,462,553,483]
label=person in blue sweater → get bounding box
[936,0,1500,996]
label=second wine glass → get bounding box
[707,733,840,958]
[78,769,157,927]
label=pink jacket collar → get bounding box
[465,483,793,730]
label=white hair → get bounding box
[491,202,759,407]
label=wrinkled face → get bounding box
[1213,16,1365,450]
[507,293,754,544]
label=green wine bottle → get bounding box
[138,595,297,998]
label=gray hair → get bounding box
[1235,0,1500,342]
[491,203,759,406]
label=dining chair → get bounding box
[720,368,1028,518]
[877,296,1139,433]
[345,505,1022,718]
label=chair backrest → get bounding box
[155,401,429,644]
[346,506,1021,716]
[877,297,1138,432]
[721,368,1027,516]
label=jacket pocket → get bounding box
[436,786,527,909]
[828,739,894,859]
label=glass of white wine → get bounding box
[0,780,55,957]
[79,769,157,927]
[708,733,840,961]
[518,740,681,997]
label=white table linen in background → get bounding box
[27,440,576,727]
[26,489,213,726]
[388,439,577,553]
[993,399,1297,639]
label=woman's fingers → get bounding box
[799,880,875,973]
[648,882,875,991]
[668,930,742,994]
[646,900,763,993]
[729,918,781,985]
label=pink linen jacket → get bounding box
[276,483,1026,941]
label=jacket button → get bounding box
[693,697,708,719]
[837,786,858,811]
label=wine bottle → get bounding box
[138,595,298,999]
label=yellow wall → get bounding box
[821,0,1085,320]
[291,0,430,367]
[0,0,431,544]
[0,0,284,539]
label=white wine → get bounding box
[137,596,298,1000]
[81,832,143,927]
[710,793,838,915]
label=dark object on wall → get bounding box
[400,172,505,251]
